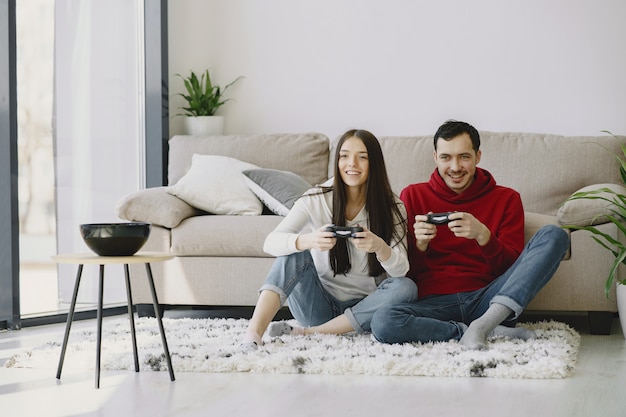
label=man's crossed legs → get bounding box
[371,225,570,349]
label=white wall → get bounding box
[168,0,626,139]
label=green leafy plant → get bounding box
[562,131,626,298]
[176,70,243,117]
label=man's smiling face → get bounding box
[433,132,481,194]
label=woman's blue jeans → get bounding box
[260,251,417,334]
[370,224,570,344]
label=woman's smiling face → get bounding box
[338,136,369,188]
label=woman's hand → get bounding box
[295,224,337,252]
[351,226,391,262]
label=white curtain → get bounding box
[54,0,145,305]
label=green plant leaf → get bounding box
[561,131,626,298]
[174,70,243,117]
[605,249,626,297]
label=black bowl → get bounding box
[80,222,151,256]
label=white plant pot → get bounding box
[618,283,626,339]
[183,116,224,137]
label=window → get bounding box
[1,0,167,328]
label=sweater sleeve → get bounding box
[263,198,311,256]
[477,191,525,275]
[378,200,410,277]
[263,190,332,256]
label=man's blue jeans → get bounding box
[370,224,570,344]
[260,251,417,334]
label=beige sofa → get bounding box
[116,131,626,333]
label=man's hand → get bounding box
[414,214,437,252]
[446,212,491,246]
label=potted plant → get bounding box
[176,69,243,136]
[562,131,626,337]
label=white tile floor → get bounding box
[1,313,625,417]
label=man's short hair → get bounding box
[434,120,480,151]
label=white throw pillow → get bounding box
[167,154,263,215]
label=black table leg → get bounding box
[56,264,83,380]
[95,264,105,389]
[124,264,140,372]
[145,263,175,381]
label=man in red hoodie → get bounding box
[370,120,570,349]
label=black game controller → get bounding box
[325,225,364,238]
[425,212,455,225]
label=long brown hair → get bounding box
[328,129,407,276]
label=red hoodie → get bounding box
[399,168,524,298]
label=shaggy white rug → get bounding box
[5,317,581,378]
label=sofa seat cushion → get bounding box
[171,215,284,257]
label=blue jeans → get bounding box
[370,224,570,344]
[260,250,417,334]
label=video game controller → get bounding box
[425,212,455,225]
[325,225,364,238]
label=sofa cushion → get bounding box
[475,132,625,216]
[557,183,626,227]
[242,169,312,216]
[168,133,330,187]
[375,133,625,216]
[171,215,283,257]
[167,154,263,215]
[115,186,199,228]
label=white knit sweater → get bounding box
[263,185,409,301]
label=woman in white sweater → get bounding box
[241,129,417,351]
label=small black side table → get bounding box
[52,251,175,388]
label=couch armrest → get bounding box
[116,186,200,228]
[557,183,626,227]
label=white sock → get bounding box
[268,321,305,337]
[240,331,262,353]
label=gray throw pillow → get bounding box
[557,183,626,226]
[242,169,312,216]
